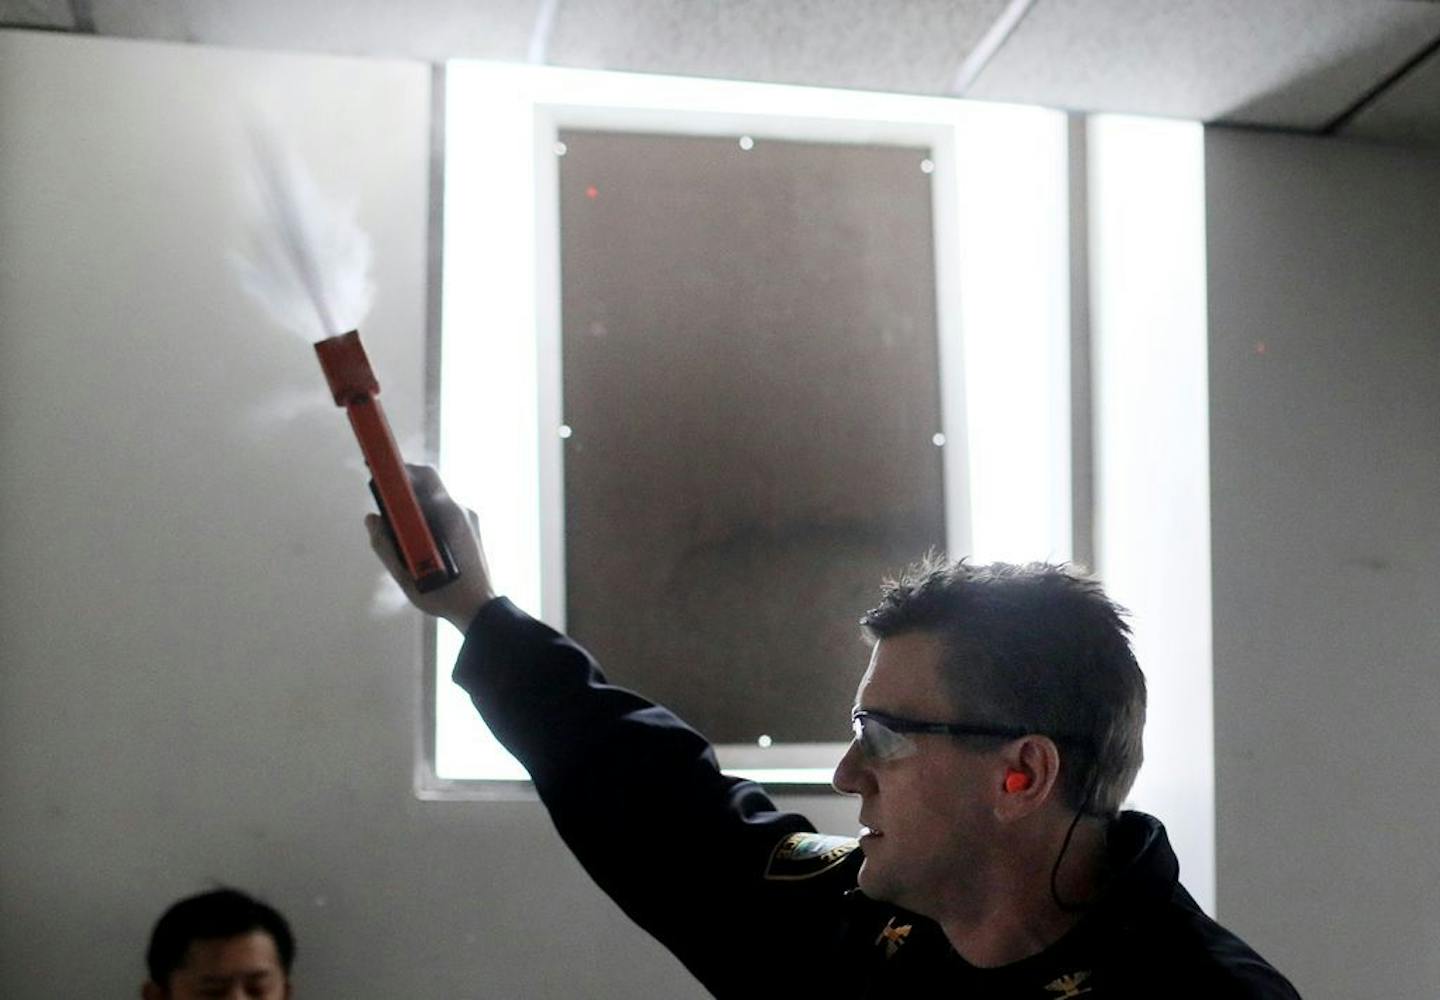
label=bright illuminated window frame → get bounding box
[1088,114,1214,913]
[431,61,1073,793]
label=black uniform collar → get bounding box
[857,812,1182,973]
[1094,810,1180,913]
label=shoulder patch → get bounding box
[764,832,858,881]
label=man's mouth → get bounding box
[859,825,883,840]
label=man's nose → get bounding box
[832,738,871,795]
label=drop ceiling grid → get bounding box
[966,0,1440,129]
[4,0,1440,146]
[544,0,1012,95]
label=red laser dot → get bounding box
[586,185,598,199]
[1255,341,1267,355]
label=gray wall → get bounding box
[0,30,853,997]
[1207,129,1440,999]
[7,27,1440,1000]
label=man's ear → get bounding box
[141,980,165,1000]
[993,735,1061,821]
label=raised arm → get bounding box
[365,467,869,995]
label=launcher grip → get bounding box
[345,398,459,593]
[314,330,460,593]
[367,479,459,593]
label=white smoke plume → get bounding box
[236,128,374,342]
[369,569,413,618]
[241,383,335,437]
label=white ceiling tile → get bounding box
[966,0,1440,129]
[14,0,1440,147]
[545,0,1011,96]
[88,0,542,62]
[0,0,74,29]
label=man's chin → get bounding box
[857,856,927,914]
[855,857,892,902]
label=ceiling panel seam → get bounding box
[949,0,1039,96]
[1320,28,1440,136]
[1208,120,1334,140]
[528,0,562,65]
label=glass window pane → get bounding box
[557,129,945,744]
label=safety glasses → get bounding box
[850,709,1031,761]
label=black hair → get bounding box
[145,887,295,986]
[860,556,1146,816]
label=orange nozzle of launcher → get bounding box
[313,331,457,593]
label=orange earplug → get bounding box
[1004,771,1033,794]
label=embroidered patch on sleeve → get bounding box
[763,832,858,880]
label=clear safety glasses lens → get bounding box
[852,715,919,761]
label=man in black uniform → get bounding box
[369,467,1301,998]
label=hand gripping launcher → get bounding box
[313,330,458,593]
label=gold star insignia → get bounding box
[1045,970,1093,997]
[874,918,912,959]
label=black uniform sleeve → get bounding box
[453,597,863,997]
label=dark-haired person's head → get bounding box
[857,557,1146,815]
[142,888,294,1000]
[833,556,1147,917]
